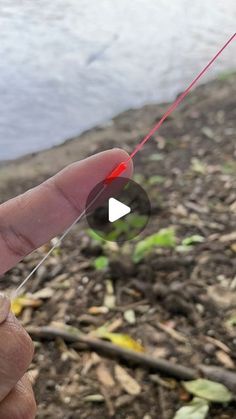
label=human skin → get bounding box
[0,148,132,418]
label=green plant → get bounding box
[133,227,176,263]
[87,228,105,243]
[93,256,109,270]
[147,175,165,185]
[106,214,147,241]
[177,234,205,253]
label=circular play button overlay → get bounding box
[86,177,151,242]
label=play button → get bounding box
[86,177,151,242]
[108,198,131,222]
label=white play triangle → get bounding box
[108,197,131,223]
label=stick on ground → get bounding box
[27,325,236,392]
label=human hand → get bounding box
[0,148,132,418]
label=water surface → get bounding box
[0,0,235,160]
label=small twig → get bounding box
[27,325,196,380]
[27,325,236,392]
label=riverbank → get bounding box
[1,74,236,419]
[0,73,235,202]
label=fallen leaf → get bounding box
[191,158,207,174]
[82,352,101,375]
[83,394,104,402]
[219,231,236,242]
[157,322,188,343]
[104,280,116,309]
[11,296,42,316]
[96,364,115,388]
[216,350,235,369]
[31,288,54,299]
[105,318,123,333]
[205,336,231,353]
[151,347,169,358]
[114,365,141,396]
[96,331,145,352]
[173,397,209,419]
[124,309,136,325]
[88,306,109,315]
[208,285,236,308]
[183,379,233,403]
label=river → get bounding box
[0,0,235,160]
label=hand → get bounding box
[0,148,132,418]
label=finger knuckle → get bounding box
[0,223,35,259]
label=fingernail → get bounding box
[0,292,11,323]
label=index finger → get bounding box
[0,148,133,275]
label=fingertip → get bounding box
[106,148,134,178]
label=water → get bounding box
[0,0,235,161]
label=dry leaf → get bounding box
[31,288,54,299]
[124,309,136,325]
[105,318,123,333]
[104,280,116,309]
[88,306,109,315]
[216,350,234,369]
[208,285,236,308]
[157,322,188,343]
[96,364,115,388]
[115,365,141,396]
[151,346,169,358]
[83,394,104,402]
[97,331,145,352]
[82,352,101,375]
[205,336,231,353]
[219,231,236,242]
[11,295,42,316]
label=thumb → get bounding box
[0,293,11,324]
[0,148,133,274]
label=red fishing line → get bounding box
[105,32,236,182]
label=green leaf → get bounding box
[87,229,105,243]
[133,227,176,263]
[149,153,164,161]
[181,235,205,246]
[148,175,165,185]
[128,214,147,228]
[183,379,233,403]
[173,397,209,419]
[94,256,109,270]
[226,313,236,327]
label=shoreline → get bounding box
[0,74,235,202]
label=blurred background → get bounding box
[0,0,235,161]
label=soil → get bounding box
[0,74,236,419]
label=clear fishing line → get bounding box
[14,32,235,296]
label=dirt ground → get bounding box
[0,74,236,418]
